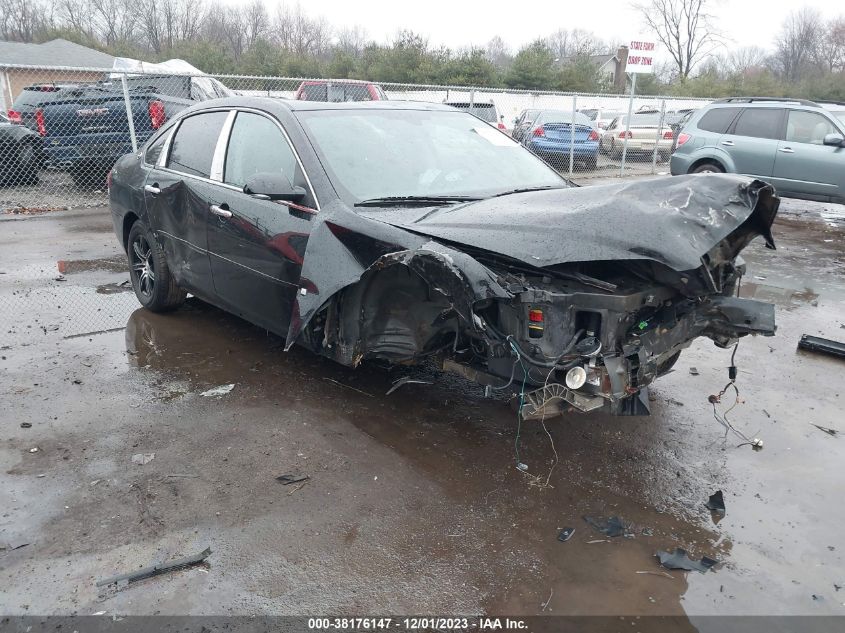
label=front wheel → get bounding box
[127,220,186,312]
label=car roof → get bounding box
[184,96,457,113]
[298,79,376,85]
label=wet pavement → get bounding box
[1,195,844,626]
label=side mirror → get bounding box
[243,172,306,202]
[822,133,845,147]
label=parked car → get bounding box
[294,80,387,102]
[0,111,42,185]
[443,100,507,132]
[511,108,542,142]
[519,109,600,170]
[600,112,675,161]
[109,98,778,419]
[581,108,626,131]
[13,74,231,188]
[670,97,845,203]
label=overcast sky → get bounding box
[233,0,842,54]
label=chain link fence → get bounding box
[0,64,710,347]
[1,63,711,214]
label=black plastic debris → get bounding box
[276,474,309,485]
[656,548,718,573]
[798,335,845,360]
[705,490,726,517]
[557,527,575,542]
[689,367,700,376]
[20,422,32,429]
[96,547,211,587]
[584,515,631,538]
[811,424,838,437]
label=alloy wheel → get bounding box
[130,234,156,298]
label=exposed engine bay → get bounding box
[292,174,779,419]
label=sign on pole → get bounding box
[626,40,656,74]
[620,38,657,176]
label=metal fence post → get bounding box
[569,94,576,178]
[120,73,138,153]
[620,73,637,178]
[651,99,666,174]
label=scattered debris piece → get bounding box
[276,474,309,485]
[90,479,101,486]
[797,334,845,360]
[131,453,155,465]
[689,367,699,376]
[763,409,771,419]
[96,547,211,587]
[322,377,374,397]
[1,541,30,551]
[540,588,553,612]
[641,527,654,536]
[20,422,32,428]
[636,570,674,579]
[557,527,575,542]
[811,424,838,437]
[587,539,609,544]
[812,594,824,602]
[656,548,718,573]
[200,383,235,397]
[666,397,685,406]
[162,473,199,479]
[705,490,726,517]
[386,376,434,395]
[584,515,631,538]
[28,447,39,453]
[516,462,528,472]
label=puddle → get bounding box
[740,282,818,310]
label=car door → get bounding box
[143,109,229,297]
[719,107,785,178]
[770,109,844,200]
[205,109,319,337]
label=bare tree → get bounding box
[335,25,368,56]
[484,35,511,70]
[546,28,607,61]
[273,3,331,57]
[637,0,721,80]
[812,16,845,73]
[0,0,52,42]
[726,46,768,75]
[90,0,138,47]
[773,8,823,82]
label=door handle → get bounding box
[210,203,232,219]
[144,183,161,195]
[779,147,795,153]
[720,140,734,146]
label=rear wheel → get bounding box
[70,161,109,189]
[690,161,724,174]
[12,142,39,185]
[584,155,598,170]
[127,220,186,312]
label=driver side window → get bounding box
[224,111,298,188]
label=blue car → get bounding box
[521,109,600,170]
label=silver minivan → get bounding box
[670,98,845,203]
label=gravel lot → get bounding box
[1,188,844,628]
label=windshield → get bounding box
[445,102,497,123]
[298,109,566,203]
[831,110,845,125]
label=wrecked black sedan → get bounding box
[109,98,778,419]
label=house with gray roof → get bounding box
[0,39,115,110]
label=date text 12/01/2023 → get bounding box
[307,618,529,630]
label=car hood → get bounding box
[357,174,777,272]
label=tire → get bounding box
[690,162,724,174]
[70,161,109,189]
[609,140,622,160]
[584,155,598,170]
[11,142,39,185]
[127,220,186,312]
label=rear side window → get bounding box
[697,108,738,133]
[300,84,327,101]
[145,133,167,165]
[731,108,784,140]
[224,112,298,188]
[167,111,228,178]
[786,111,838,144]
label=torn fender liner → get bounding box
[286,199,509,347]
[358,174,778,272]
